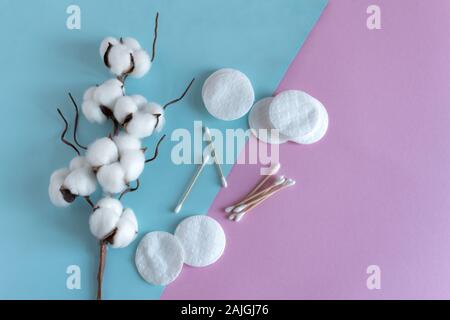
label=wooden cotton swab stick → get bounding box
[228,179,296,222]
[174,154,211,214]
[225,163,281,213]
[204,126,228,188]
[230,176,286,213]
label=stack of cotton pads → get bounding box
[135,215,226,286]
[202,68,255,121]
[249,90,328,145]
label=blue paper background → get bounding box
[0,0,327,299]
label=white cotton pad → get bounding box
[248,97,289,145]
[202,69,255,121]
[291,101,329,145]
[135,231,185,286]
[269,90,321,139]
[174,215,226,268]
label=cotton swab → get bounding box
[228,179,296,222]
[226,176,285,213]
[234,178,296,213]
[225,163,281,213]
[174,154,211,214]
[204,126,228,188]
[247,163,281,197]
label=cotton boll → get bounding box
[122,37,141,51]
[82,100,107,124]
[130,50,151,78]
[89,207,121,240]
[141,102,165,132]
[113,96,138,124]
[96,197,123,216]
[113,132,142,155]
[63,167,97,197]
[93,79,124,108]
[49,168,71,207]
[108,44,133,76]
[83,86,97,101]
[120,150,145,182]
[100,37,119,58]
[125,112,156,139]
[131,95,147,109]
[97,162,127,194]
[110,208,138,249]
[69,156,89,171]
[86,137,119,167]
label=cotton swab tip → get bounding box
[234,212,246,222]
[227,213,237,221]
[225,206,235,213]
[221,176,228,188]
[269,163,281,175]
[174,204,182,214]
[233,204,246,213]
[203,126,212,141]
[274,175,286,186]
[286,179,296,187]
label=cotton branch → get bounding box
[119,179,140,200]
[57,108,80,156]
[152,12,159,62]
[84,196,95,209]
[146,134,166,163]
[68,93,87,150]
[163,78,195,110]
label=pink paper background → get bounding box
[163,0,450,299]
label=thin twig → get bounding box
[119,179,140,200]
[57,108,80,156]
[163,78,195,110]
[153,113,161,129]
[145,135,166,163]
[97,240,106,300]
[151,12,159,62]
[84,196,94,209]
[103,42,113,68]
[68,93,87,150]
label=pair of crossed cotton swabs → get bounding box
[174,126,227,214]
[226,163,296,222]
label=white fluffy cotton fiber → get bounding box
[86,137,119,167]
[93,79,124,108]
[63,167,97,197]
[89,207,121,240]
[96,197,123,215]
[140,102,165,132]
[110,208,138,248]
[114,96,138,124]
[130,50,151,78]
[174,215,226,268]
[107,44,133,76]
[120,150,145,182]
[113,132,142,155]
[89,199,138,248]
[49,168,71,207]
[96,162,127,194]
[135,231,185,286]
[125,111,156,139]
[69,156,90,171]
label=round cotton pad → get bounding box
[248,97,289,145]
[269,90,321,139]
[175,215,226,267]
[135,231,185,286]
[202,69,255,121]
[291,101,329,145]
